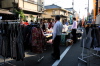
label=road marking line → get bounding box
[52,45,72,66]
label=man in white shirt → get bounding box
[51,15,63,60]
[71,17,77,43]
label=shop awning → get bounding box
[0,9,13,14]
[51,15,67,18]
[22,8,42,15]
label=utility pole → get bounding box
[72,0,74,16]
[87,0,89,21]
[79,9,80,20]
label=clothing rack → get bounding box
[78,25,100,63]
[0,20,44,66]
[0,20,25,66]
[30,24,44,62]
[78,40,100,63]
[23,24,44,63]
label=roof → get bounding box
[65,8,73,12]
[65,8,76,14]
[0,9,13,14]
[44,4,61,9]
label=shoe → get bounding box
[73,41,76,43]
[52,57,60,60]
[51,53,55,57]
[51,53,60,60]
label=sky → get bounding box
[44,0,93,19]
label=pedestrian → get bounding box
[64,19,69,26]
[51,19,55,27]
[62,20,68,32]
[71,17,77,43]
[42,21,46,32]
[44,20,48,30]
[48,21,52,29]
[51,15,63,60]
[23,20,29,26]
[30,20,34,25]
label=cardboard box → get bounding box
[66,39,73,46]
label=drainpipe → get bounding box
[72,0,74,17]
[87,0,89,21]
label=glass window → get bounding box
[52,10,57,15]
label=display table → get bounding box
[44,33,52,42]
[43,33,52,50]
[44,31,72,46]
[60,31,72,45]
[44,33,52,38]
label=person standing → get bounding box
[30,20,34,25]
[42,22,46,32]
[71,17,77,43]
[64,19,69,26]
[51,15,63,60]
[52,19,55,27]
[48,21,52,29]
[44,20,48,30]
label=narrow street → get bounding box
[0,38,99,66]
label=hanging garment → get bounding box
[23,25,32,50]
[91,28,98,48]
[81,28,86,47]
[84,28,92,49]
[81,28,92,49]
[16,24,25,61]
[1,23,11,58]
[31,27,44,53]
[0,35,2,55]
[0,22,25,61]
[95,27,100,47]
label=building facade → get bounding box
[93,0,100,20]
[93,0,96,20]
[0,0,44,21]
[42,4,68,22]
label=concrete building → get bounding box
[0,0,44,21]
[93,0,100,20]
[42,4,68,22]
[93,0,96,20]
